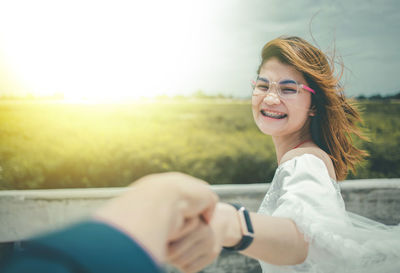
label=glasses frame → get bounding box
[251,76,315,99]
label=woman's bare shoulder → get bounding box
[281,147,336,180]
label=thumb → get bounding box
[179,184,218,224]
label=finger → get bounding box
[171,195,217,238]
[200,205,214,224]
[168,224,215,268]
[166,172,218,219]
[179,182,218,222]
[169,231,210,267]
[133,172,218,240]
[182,256,211,273]
[169,175,218,236]
[169,242,204,269]
[138,172,219,221]
[168,216,200,242]
[167,230,203,261]
[182,252,219,273]
[167,223,209,261]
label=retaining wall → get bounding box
[1,179,399,272]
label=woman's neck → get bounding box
[273,132,312,164]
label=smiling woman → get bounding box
[0,0,219,101]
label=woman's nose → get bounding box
[263,92,281,105]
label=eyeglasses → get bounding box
[251,76,315,99]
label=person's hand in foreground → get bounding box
[94,172,219,271]
[167,202,241,273]
[167,217,220,273]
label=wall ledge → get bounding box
[1,178,399,243]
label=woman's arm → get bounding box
[214,152,338,266]
[211,202,309,266]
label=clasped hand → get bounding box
[167,203,240,273]
[95,172,237,273]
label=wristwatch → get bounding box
[223,203,254,251]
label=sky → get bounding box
[0,0,399,100]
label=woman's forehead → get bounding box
[259,57,305,82]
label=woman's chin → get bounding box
[255,117,287,135]
[256,125,283,136]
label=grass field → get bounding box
[0,99,399,189]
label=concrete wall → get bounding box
[1,179,399,272]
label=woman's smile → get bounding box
[260,109,287,119]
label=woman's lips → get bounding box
[260,109,287,119]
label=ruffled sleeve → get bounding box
[271,154,347,227]
[258,154,400,273]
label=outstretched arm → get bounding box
[210,202,308,266]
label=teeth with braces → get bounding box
[261,110,287,119]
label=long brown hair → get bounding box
[257,36,368,181]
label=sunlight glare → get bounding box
[0,0,219,101]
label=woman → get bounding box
[168,36,400,273]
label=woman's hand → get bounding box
[209,202,241,248]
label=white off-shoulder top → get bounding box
[257,154,400,273]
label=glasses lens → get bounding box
[278,80,298,98]
[252,80,269,95]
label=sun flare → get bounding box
[0,0,220,102]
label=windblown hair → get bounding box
[257,36,368,181]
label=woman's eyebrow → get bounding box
[256,76,269,83]
[279,79,297,84]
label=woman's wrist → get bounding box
[219,203,242,247]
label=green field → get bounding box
[0,99,399,190]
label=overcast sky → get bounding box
[0,0,399,99]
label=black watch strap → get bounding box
[223,203,254,251]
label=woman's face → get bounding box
[252,57,313,138]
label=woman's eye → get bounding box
[257,84,269,90]
[281,88,297,94]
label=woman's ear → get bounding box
[309,105,316,116]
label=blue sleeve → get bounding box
[1,220,164,273]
